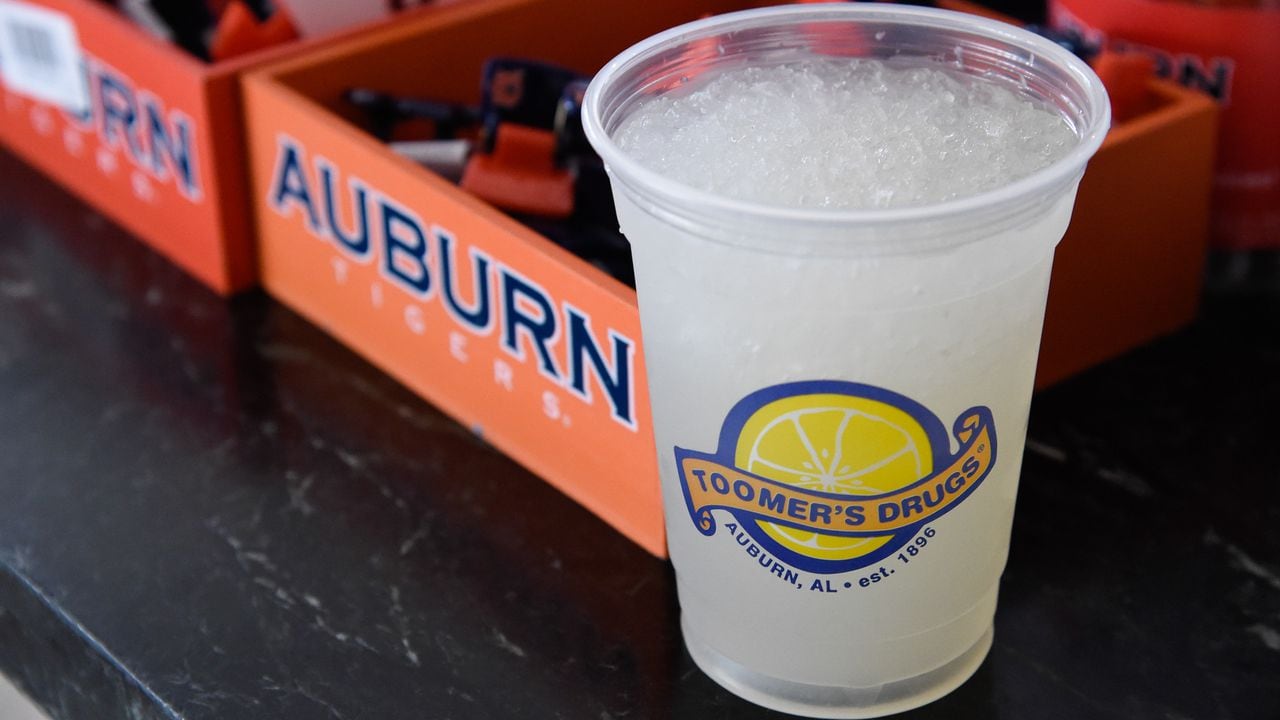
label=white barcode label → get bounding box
[0,1,89,113]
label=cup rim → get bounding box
[582,4,1111,230]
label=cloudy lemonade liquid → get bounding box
[622,61,1069,704]
[584,7,1108,717]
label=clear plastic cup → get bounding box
[582,5,1108,718]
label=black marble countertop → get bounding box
[0,148,1277,720]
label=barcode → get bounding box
[6,19,58,70]
[0,1,89,111]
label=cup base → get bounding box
[681,616,993,718]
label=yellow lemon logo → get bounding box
[735,393,934,564]
[675,380,997,574]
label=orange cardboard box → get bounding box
[1038,79,1216,387]
[243,0,1216,556]
[0,0,444,294]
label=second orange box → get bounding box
[244,0,749,557]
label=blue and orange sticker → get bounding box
[675,381,996,575]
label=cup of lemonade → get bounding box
[582,5,1109,717]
